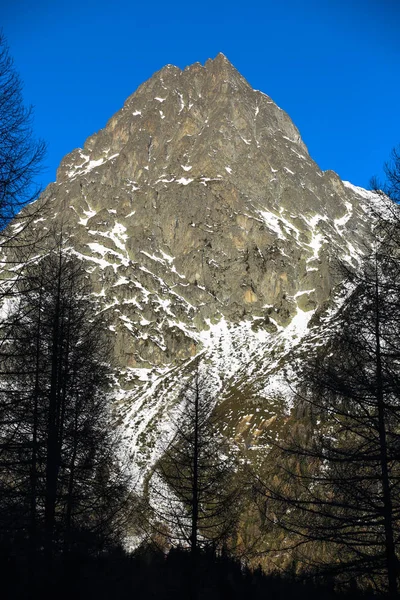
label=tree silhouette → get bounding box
[0,32,45,229]
[259,206,400,595]
[148,367,242,557]
[0,243,130,574]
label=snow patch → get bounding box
[78,207,96,226]
[176,177,193,186]
[284,167,295,175]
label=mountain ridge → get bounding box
[4,55,382,486]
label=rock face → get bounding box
[13,54,380,482]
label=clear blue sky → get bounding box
[2,0,399,190]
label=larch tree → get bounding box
[0,243,130,568]
[0,31,45,228]
[259,179,400,595]
[148,366,243,559]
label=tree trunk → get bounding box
[191,372,199,557]
[29,274,43,575]
[44,252,62,565]
[373,258,398,598]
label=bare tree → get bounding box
[148,366,243,559]
[381,146,400,204]
[0,31,45,230]
[0,33,48,446]
[0,243,130,570]
[258,204,400,595]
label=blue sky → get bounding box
[2,0,399,190]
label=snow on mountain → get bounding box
[3,54,383,486]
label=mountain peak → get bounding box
[156,53,237,81]
[203,52,244,81]
[57,49,309,191]
[173,53,244,87]
[11,54,381,489]
[205,52,234,68]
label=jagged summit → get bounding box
[56,52,306,186]
[157,53,243,81]
[10,56,381,483]
[206,51,231,64]
[203,52,243,76]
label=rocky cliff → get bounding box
[8,54,381,483]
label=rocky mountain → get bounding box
[8,53,381,484]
